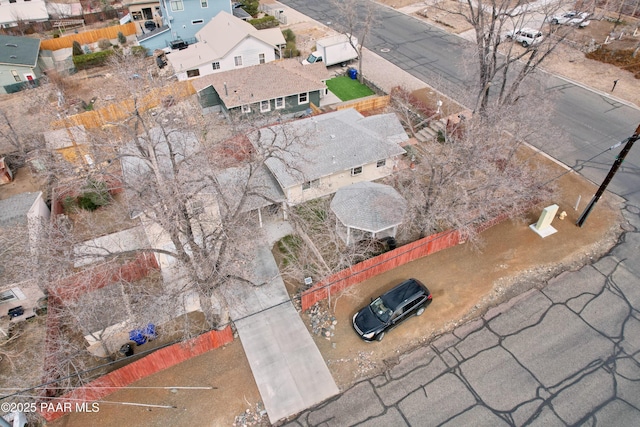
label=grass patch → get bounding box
[326,76,374,101]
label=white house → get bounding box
[167,10,286,81]
[0,0,48,29]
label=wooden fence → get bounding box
[50,81,196,130]
[336,95,390,114]
[40,23,137,51]
[300,211,512,311]
[39,326,234,422]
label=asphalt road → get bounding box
[280,0,640,203]
[278,1,640,426]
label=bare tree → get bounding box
[331,0,376,84]
[393,100,558,242]
[442,0,594,112]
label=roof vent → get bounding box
[330,134,335,139]
[10,55,16,59]
[5,43,17,47]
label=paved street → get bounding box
[284,203,640,426]
[280,0,640,201]
[274,0,640,425]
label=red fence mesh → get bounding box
[300,212,515,311]
[39,326,234,422]
[301,229,461,310]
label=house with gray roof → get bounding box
[0,191,49,328]
[252,109,409,205]
[192,59,330,117]
[167,11,286,81]
[0,35,43,94]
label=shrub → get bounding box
[72,40,83,56]
[282,28,296,43]
[97,38,112,50]
[73,50,114,70]
[249,15,278,30]
[130,45,149,57]
[77,179,111,211]
[241,0,259,16]
[284,41,300,58]
[117,31,127,45]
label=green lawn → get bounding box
[326,76,374,101]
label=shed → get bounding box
[330,181,407,245]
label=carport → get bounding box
[330,181,407,245]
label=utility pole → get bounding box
[577,123,640,227]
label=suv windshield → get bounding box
[370,297,392,323]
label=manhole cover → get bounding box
[380,48,391,53]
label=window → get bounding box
[192,19,204,24]
[212,62,220,70]
[241,105,251,113]
[376,159,386,168]
[186,69,200,78]
[302,179,320,190]
[11,70,19,82]
[201,0,208,7]
[260,100,270,112]
[351,166,363,176]
[9,0,16,3]
[298,92,308,104]
[170,0,183,11]
[131,11,143,20]
[275,97,284,109]
[234,56,243,67]
[0,289,17,303]
[259,53,265,64]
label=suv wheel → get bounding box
[376,332,385,341]
[551,19,559,24]
[416,307,425,316]
[521,41,529,47]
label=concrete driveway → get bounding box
[222,220,338,424]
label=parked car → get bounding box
[550,11,591,27]
[352,278,432,341]
[503,28,544,47]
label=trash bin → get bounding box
[129,329,147,345]
[119,343,134,357]
[348,68,358,80]
[143,323,157,341]
[387,237,397,250]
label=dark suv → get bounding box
[352,278,432,341]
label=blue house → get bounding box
[137,0,232,52]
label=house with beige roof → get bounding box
[167,10,286,81]
[192,59,330,117]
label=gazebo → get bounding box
[330,182,407,245]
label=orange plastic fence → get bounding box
[39,326,234,422]
[301,229,461,310]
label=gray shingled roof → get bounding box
[256,109,408,189]
[0,35,40,67]
[215,164,286,212]
[191,59,329,108]
[0,192,39,227]
[330,182,406,233]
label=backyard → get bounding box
[326,76,374,101]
